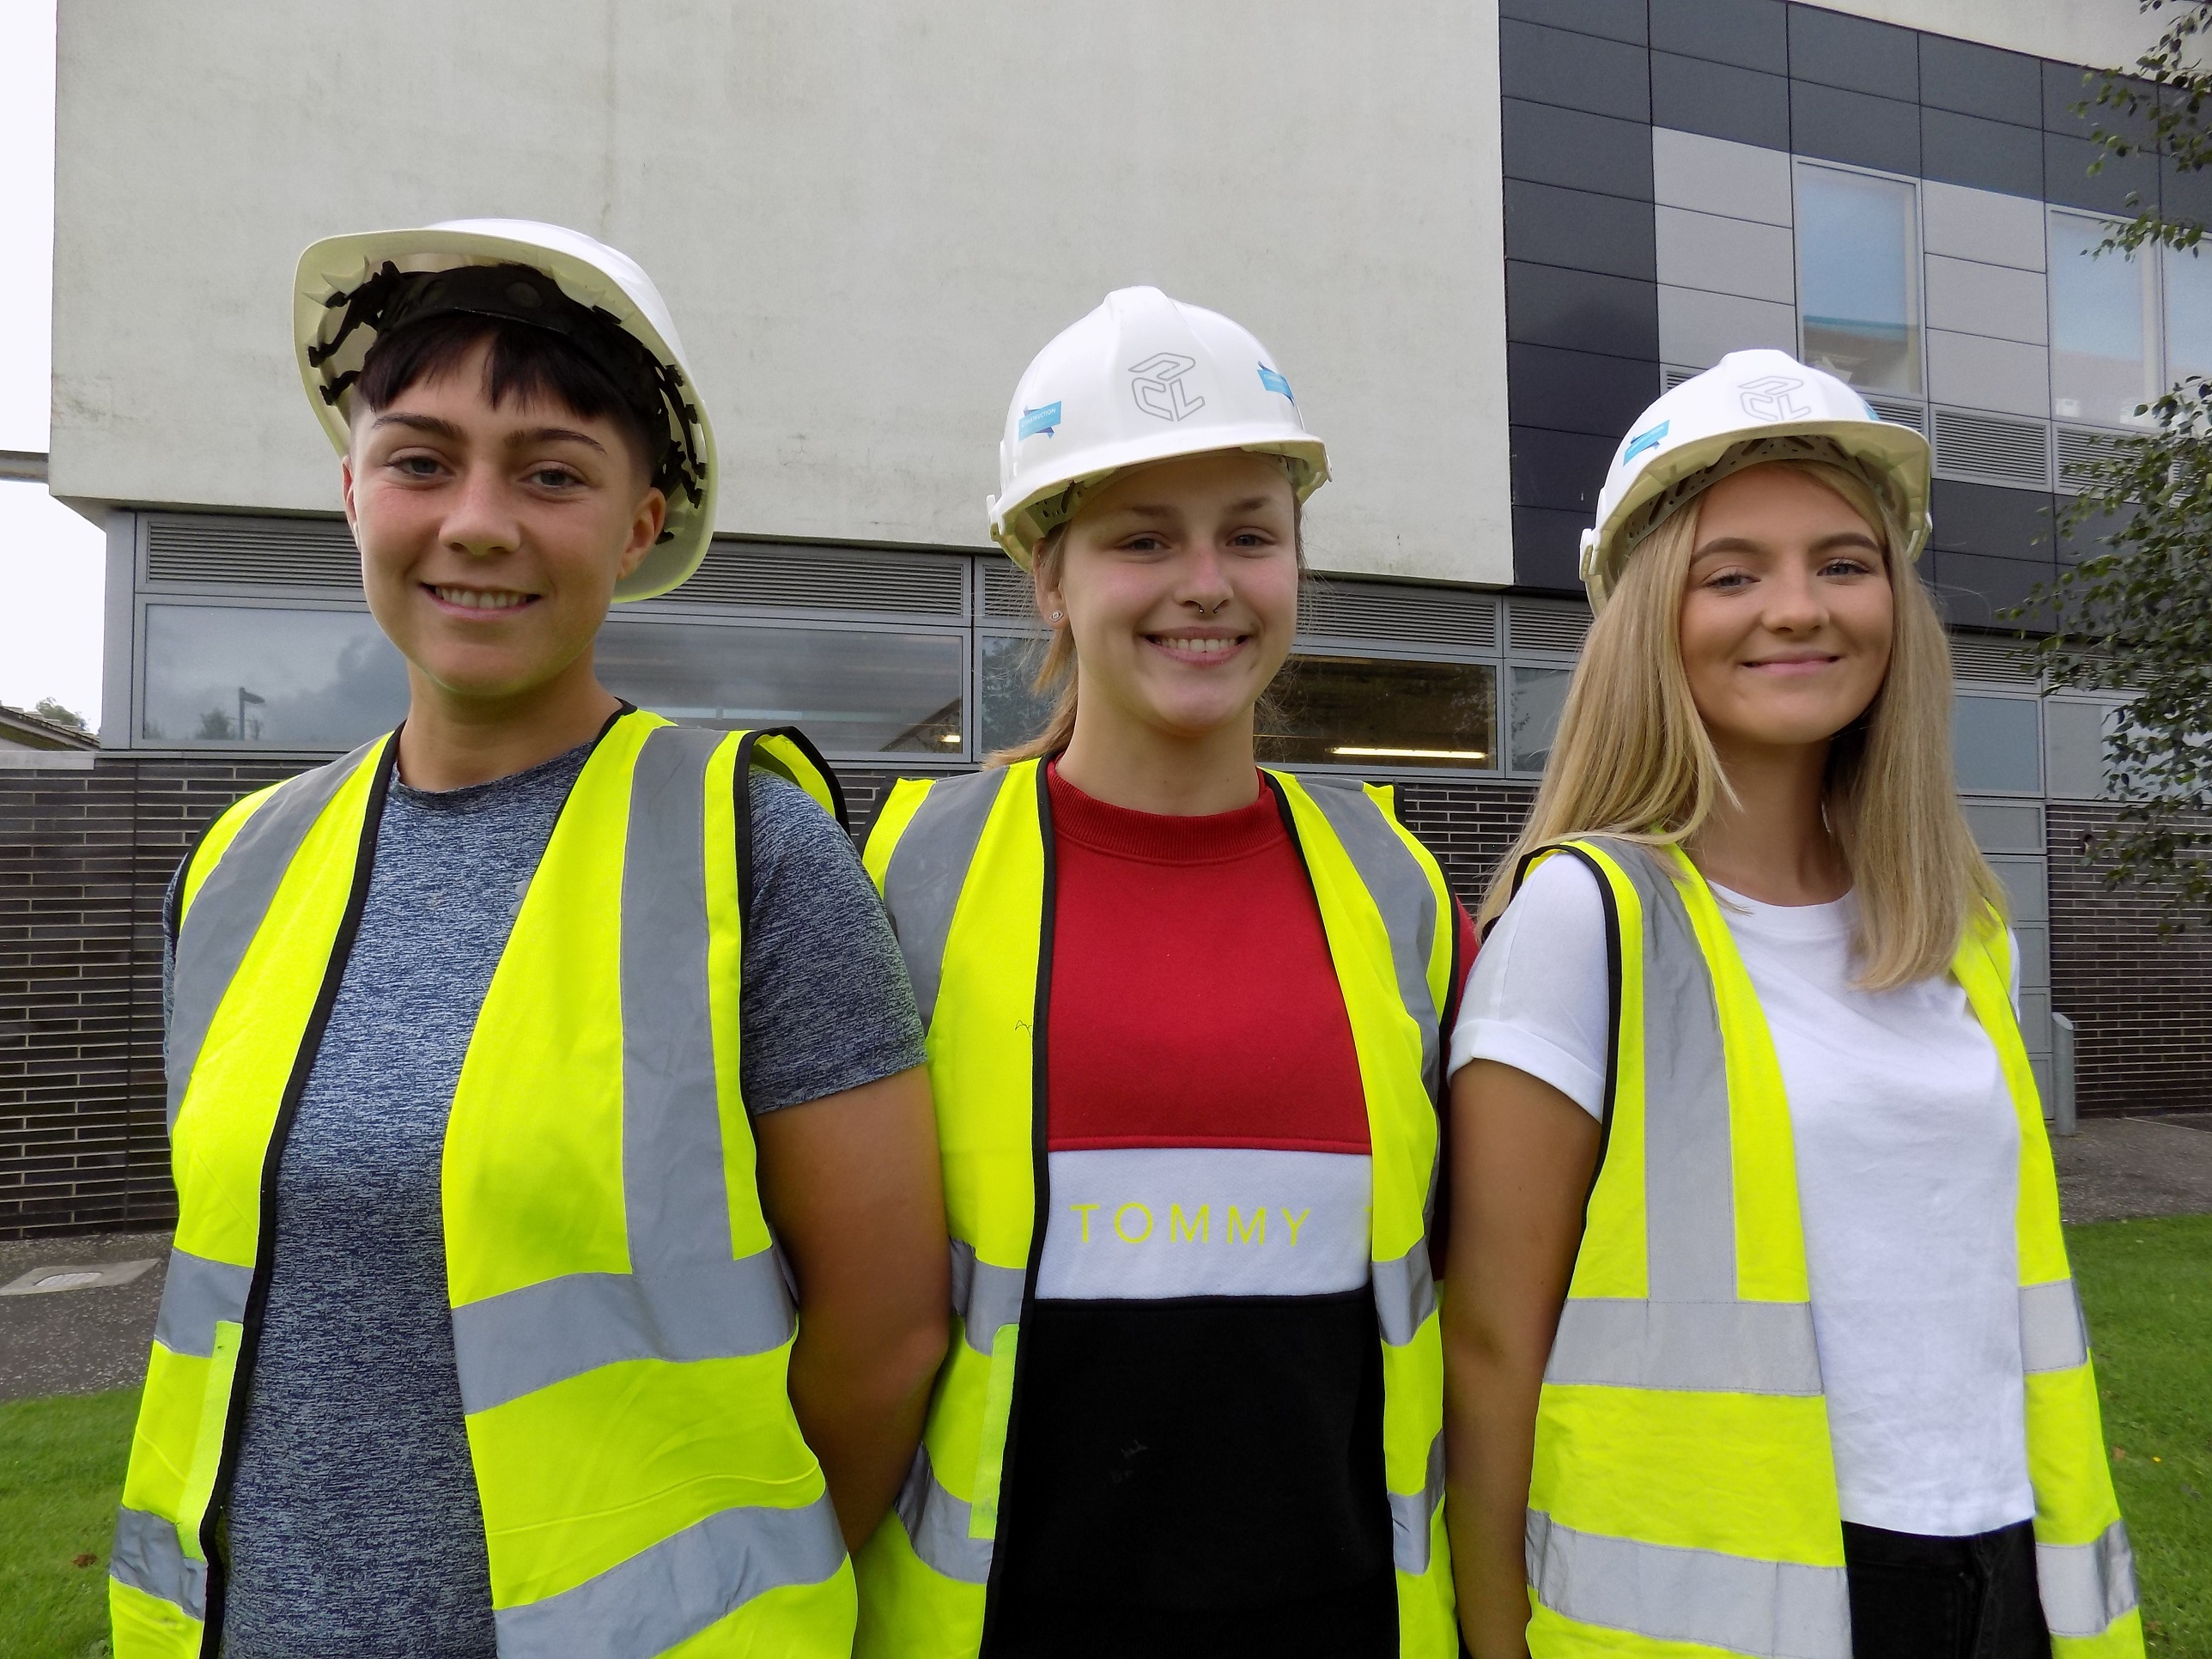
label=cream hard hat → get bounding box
[294,218,716,602]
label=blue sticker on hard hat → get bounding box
[1257,364,1295,401]
[1018,403,1062,440]
[1621,420,1668,464]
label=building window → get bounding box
[977,632,1057,757]
[596,617,964,756]
[1797,164,1922,395]
[1954,692,2041,794]
[141,603,407,747]
[1508,665,1572,773]
[2164,242,2212,387]
[1258,654,1496,770]
[2050,210,2158,427]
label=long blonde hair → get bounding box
[1483,459,2006,990]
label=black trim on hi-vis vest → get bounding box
[975,760,1060,1657]
[1510,842,1626,1209]
[731,724,848,937]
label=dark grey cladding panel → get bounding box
[2045,132,2159,217]
[2053,495,2137,566]
[1504,180,1658,282]
[1929,549,2055,629]
[1506,263,1661,361]
[1930,479,2058,560]
[1786,5,1916,101]
[1501,0,1649,46]
[1922,107,2045,199]
[1512,506,1592,592]
[1499,18,1651,122]
[1503,99,1656,202]
[1791,81,1920,176]
[1650,52,1790,150]
[2043,62,2159,148]
[1650,0,1785,74]
[2162,155,2212,231]
[1511,425,1620,515]
[1508,344,1660,438]
[1919,34,2042,128]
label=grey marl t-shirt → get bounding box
[165,738,925,1658]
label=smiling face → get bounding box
[1038,449,1300,747]
[1677,463,1895,761]
[341,337,665,707]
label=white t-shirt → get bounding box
[1452,854,2035,1537]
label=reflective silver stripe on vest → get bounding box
[494,1491,847,1659]
[1545,1297,1823,1395]
[1296,778,1442,1095]
[879,768,1009,1029]
[111,1504,206,1622]
[894,1443,993,1585]
[1372,1239,1436,1348]
[2020,1279,2089,1375]
[1389,1430,1446,1576]
[949,1238,1024,1358]
[149,1248,252,1358]
[450,726,798,1408]
[1525,1508,1850,1659]
[166,738,383,1129]
[2038,1519,2138,1638]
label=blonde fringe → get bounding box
[1480,460,2006,990]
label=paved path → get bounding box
[0,1116,2204,1401]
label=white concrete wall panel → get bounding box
[1656,206,1796,305]
[50,2,1512,585]
[1928,329,2052,417]
[1652,130,1794,228]
[1659,286,1798,369]
[1923,180,2047,272]
[1926,255,2048,345]
[1795,1,2164,65]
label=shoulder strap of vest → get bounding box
[724,723,847,929]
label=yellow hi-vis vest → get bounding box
[110,711,858,1659]
[852,759,1460,1657]
[1522,839,2142,1659]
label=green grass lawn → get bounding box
[0,1218,2205,1656]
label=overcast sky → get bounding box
[0,0,103,728]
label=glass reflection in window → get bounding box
[597,618,963,755]
[142,604,408,747]
[1797,165,1923,394]
[1257,655,1495,770]
[1510,665,1573,773]
[2050,211,2157,426]
[2165,242,2212,386]
[979,632,1059,757]
[1954,693,2041,794]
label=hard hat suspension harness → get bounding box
[307,262,706,541]
[1618,433,1905,558]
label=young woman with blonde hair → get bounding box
[1442,351,2139,1659]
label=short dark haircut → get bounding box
[350,312,661,485]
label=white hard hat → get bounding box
[1580,348,1932,612]
[294,219,716,602]
[988,286,1329,568]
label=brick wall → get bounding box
[2048,803,2212,1117]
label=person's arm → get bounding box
[754,1064,948,1550]
[1443,1061,1601,1659]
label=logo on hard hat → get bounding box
[1129,354,1206,422]
[1018,403,1062,441]
[1739,375,1812,422]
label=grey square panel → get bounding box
[1508,263,1662,359]
[2163,155,2212,231]
[1656,205,1796,302]
[1501,18,1652,122]
[2044,698,2113,800]
[1921,107,2044,200]
[1960,799,2045,855]
[1509,343,1662,436]
[1504,99,1656,202]
[1506,180,1658,281]
[1786,6,1916,100]
[2018,988,2053,1045]
[1512,425,1618,514]
[2045,133,2159,217]
[2053,495,2134,566]
[2041,60,2101,133]
[1986,854,2050,922]
[1501,0,1648,44]
[1923,179,2045,270]
[1652,127,1794,225]
[1651,52,1790,150]
[1929,331,2051,419]
[1925,257,2046,346]
[1650,0,1786,73]
[1513,506,1591,592]
[1919,34,2041,127]
[1929,550,2053,629]
[1929,478,2057,559]
[2013,922,2051,992]
[1791,81,1920,176]
[1658,283,1796,366]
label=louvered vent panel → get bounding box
[145,514,361,587]
[1662,365,1698,391]
[1297,580,1497,651]
[1949,635,2039,684]
[1865,396,1926,433]
[2056,425,2130,489]
[982,562,1042,623]
[666,540,966,616]
[1931,409,2051,488]
[1505,599,1592,655]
